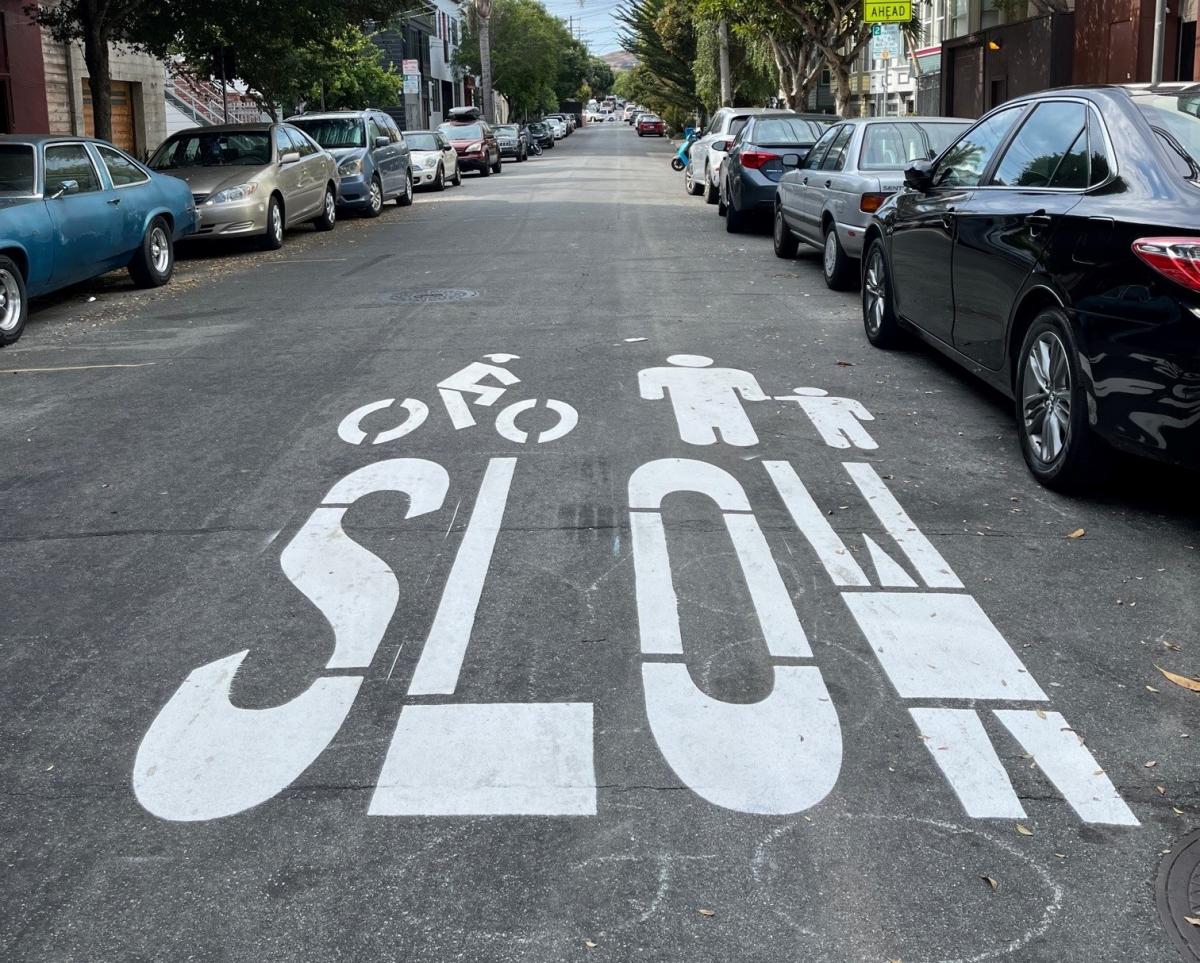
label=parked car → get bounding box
[288,110,413,216]
[545,117,567,140]
[437,109,502,176]
[494,124,529,162]
[718,114,833,234]
[527,121,555,149]
[774,116,970,288]
[0,135,195,346]
[404,130,460,190]
[685,107,798,204]
[636,114,666,137]
[623,104,638,123]
[149,123,338,249]
[628,110,646,127]
[546,113,573,135]
[860,83,1200,489]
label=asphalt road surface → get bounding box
[3,122,1199,963]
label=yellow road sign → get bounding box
[864,1,911,23]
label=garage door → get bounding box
[82,79,135,152]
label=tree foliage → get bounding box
[616,0,703,120]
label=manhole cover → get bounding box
[1157,830,1200,960]
[391,288,478,304]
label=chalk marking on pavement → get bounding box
[408,457,516,695]
[1,362,156,374]
[910,708,1027,819]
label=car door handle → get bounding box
[802,176,809,185]
[1025,212,1052,233]
[107,197,121,205]
[941,208,955,230]
[824,180,832,188]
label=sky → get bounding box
[540,0,625,55]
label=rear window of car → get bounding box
[752,118,825,145]
[0,144,35,195]
[440,123,484,139]
[1134,92,1200,178]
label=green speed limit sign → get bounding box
[864,1,911,22]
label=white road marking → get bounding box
[369,703,596,815]
[133,651,362,821]
[994,709,1139,826]
[861,534,917,587]
[630,511,682,654]
[725,514,810,658]
[841,592,1048,701]
[843,462,964,589]
[641,664,841,814]
[493,398,579,444]
[408,458,517,695]
[437,360,521,429]
[764,460,870,587]
[1,362,156,374]
[773,388,878,450]
[638,355,767,446]
[910,707,1026,819]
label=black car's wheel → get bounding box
[703,167,719,205]
[128,216,174,288]
[862,240,901,348]
[312,184,337,231]
[822,224,856,290]
[685,164,703,196]
[0,255,29,347]
[365,175,384,217]
[397,170,414,205]
[492,153,502,174]
[479,162,491,177]
[433,164,446,191]
[1015,309,1108,491]
[261,195,285,250]
[773,207,798,258]
[724,190,745,233]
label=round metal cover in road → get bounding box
[1158,830,1200,960]
[391,289,479,304]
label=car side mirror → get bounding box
[374,136,390,149]
[50,179,80,199]
[713,139,731,152]
[904,158,934,192]
[781,153,801,168]
[280,151,301,165]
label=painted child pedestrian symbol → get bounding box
[774,387,878,450]
[638,355,768,447]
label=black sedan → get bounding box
[719,114,834,233]
[861,83,1200,490]
[526,121,554,149]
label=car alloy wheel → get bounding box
[0,265,23,333]
[150,225,171,275]
[773,208,798,258]
[863,247,887,338]
[399,171,414,205]
[824,231,838,278]
[1020,330,1073,466]
[369,176,383,214]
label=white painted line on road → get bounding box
[369,703,596,815]
[994,709,1139,826]
[910,707,1026,819]
[641,664,841,815]
[842,592,1048,701]
[1,362,157,374]
[861,534,917,587]
[773,388,878,450]
[725,514,810,658]
[844,462,964,589]
[408,458,517,695]
[630,511,683,655]
[638,355,767,446]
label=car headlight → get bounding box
[338,156,364,176]
[466,142,482,152]
[207,182,258,204]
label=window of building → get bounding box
[990,101,1087,188]
[430,81,441,113]
[44,144,101,194]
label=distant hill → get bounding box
[599,50,638,71]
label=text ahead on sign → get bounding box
[864,0,911,23]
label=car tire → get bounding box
[0,255,29,347]
[434,165,446,191]
[453,165,462,186]
[703,168,719,205]
[128,216,175,288]
[725,191,745,233]
[365,175,384,217]
[492,154,503,174]
[261,195,284,250]
[312,184,336,231]
[685,165,703,196]
[397,171,414,206]
[773,207,799,259]
[822,223,856,290]
[861,239,902,348]
[1015,309,1109,491]
[479,162,491,177]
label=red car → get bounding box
[636,114,665,137]
[436,107,502,176]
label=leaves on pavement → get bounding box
[1066,528,1086,539]
[1015,823,1033,836]
[1155,664,1200,693]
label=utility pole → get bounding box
[1151,0,1167,85]
[718,20,733,107]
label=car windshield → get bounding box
[406,133,439,151]
[150,132,271,168]
[0,144,36,195]
[496,126,518,135]
[1134,92,1200,175]
[440,123,484,140]
[290,118,365,149]
[752,118,825,145]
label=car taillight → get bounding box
[860,192,890,213]
[740,151,778,170]
[1132,236,1200,292]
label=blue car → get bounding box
[288,110,414,215]
[0,134,196,346]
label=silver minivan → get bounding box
[685,107,793,204]
[774,116,970,289]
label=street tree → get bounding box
[617,0,704,121]
[474,0,497,122]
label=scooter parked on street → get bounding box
[671,128,700,172]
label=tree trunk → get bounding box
[476,0,495,122]
[80,6,112,143]
[718,20,733,107]
[828,55,851,117]
[768,35,820,111]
